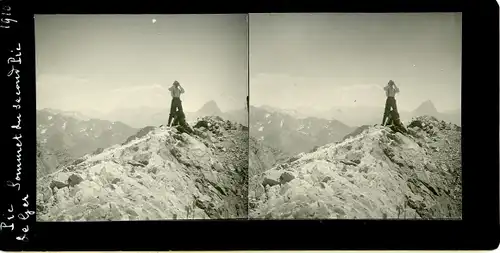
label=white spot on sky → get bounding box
[152,19,156,24]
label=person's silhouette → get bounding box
[382,80,400,125]
[168,80,185,127]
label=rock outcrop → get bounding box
[37,116,248,221]
[249,116,462,219]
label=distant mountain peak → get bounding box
[413,100,438,115]
[197,100,222,115]
[422,100,435,107]
[40,108,62,114]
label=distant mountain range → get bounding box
[37,108,138,156]
[255,100,460,127]
[36,100,247,177]
[250,106,356,155]
[36,109,138,178]
[249,100,460,155]
[73,100,247,128]
[37,109,138,157]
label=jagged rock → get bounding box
[262,170,281,187]
[132,153,150,166]
[50,172,70,189]
[92,147,104,156]
[127,160,146,167]
[124,126,155,145]
[147,167,158,174]
[68,174,84,187]
[279,171,295,184]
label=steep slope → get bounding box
[36,116,248,221]
[37,109,137,158]
[250,106,355,155]
[342,125,372,142]
[37,141,74,178]
[249,116,462,219]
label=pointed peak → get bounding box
[422,100,435,106]
[197,100,222,115]
[413,100,439,116]
[204,100,218,106]
[416,100,437,110]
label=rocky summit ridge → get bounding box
[249,116,462,219]
[36,116,248,221]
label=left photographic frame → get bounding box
[34,14,249,222]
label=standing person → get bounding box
[167,80,185,127]
[382,80,400,125]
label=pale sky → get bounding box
[249,13,462,112]
[35,14,248,113]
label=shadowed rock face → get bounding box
[249,116,462,220]
[37,116,248,221]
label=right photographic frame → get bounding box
[248,13,462,220]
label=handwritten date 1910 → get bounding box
[1,5,17,29]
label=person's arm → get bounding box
[168,86,173,91]
[394,85,400,93]
[179,85,185,94]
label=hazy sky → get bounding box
[249,13,462,112]
[35,14,248,113]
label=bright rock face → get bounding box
[249,116,462,220]
[37,116,248,221]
